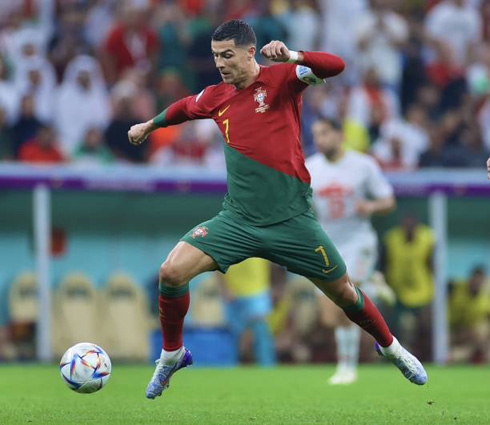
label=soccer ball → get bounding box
[60,342,112,393]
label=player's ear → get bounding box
[247,45,256,60]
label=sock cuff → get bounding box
[159,282,189,297]
[343,286,364,313]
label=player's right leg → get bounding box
[148,211,262,399]
[147,241,218,399]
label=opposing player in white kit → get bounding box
[306,117,396,384]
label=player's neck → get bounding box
[233,62,260,90]
[325,148,345,163]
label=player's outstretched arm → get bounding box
[260,40,345,78]
[128,120,158,146]
[128,92,212,146]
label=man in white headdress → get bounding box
[54,55,111,156]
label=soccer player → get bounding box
[127,20,427,399]
[306,117,396,384]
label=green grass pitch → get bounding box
[1,364,489,424]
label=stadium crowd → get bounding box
[0,0,489,169]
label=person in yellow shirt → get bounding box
[217,258,276,366]
[382,214,435,358]
[449,266,490,363]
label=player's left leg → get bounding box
[262,209,427,385]
[311,274,427,385]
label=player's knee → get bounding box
[159,261,185,287]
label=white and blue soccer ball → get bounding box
[60,342,112,394]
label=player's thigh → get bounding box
[162,241,218,283]
[263,210,347,282]
[180,210,261,274]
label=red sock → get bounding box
[343,287,393,347]
[158,291,190,351]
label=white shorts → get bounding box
[337,240,377,284]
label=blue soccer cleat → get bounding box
[375,338,428,385]
[146,347,193,399]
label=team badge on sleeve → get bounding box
[296,65,325,85]
[254,87,269,113]
[191,226,209,238]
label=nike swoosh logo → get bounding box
[218,105,231,116]
[322,265,338,274]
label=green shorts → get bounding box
[181,209,346,281]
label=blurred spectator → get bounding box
[449,266,490,363]
[337,96,370,153]
[84,0,117,49]
[442,121,490,167]
[280,0,319,51]
[354,0,409,90]
[425,41,468,113]
[470,44,490,150]
[2,25,49,70]
[187,11,220,90]
[319,0,368,85]
[105,81,146,162]
[216,258,275,366]
[0,53,17,123]
[424,0,482,67]
[347,68,399,142]
[48,3,92,81]
[382,214,435,360]
[0,107,14,160]
[372,103,430,170]
[399,22,428,113]
[155,68,191,111]
[120,67,155,121]
[151,121,209,166]
[248,3,287,61]
[14,56,56,123]
[10,94,43,157]
[18,123,65,163]
[73,127,114,167]
[100,1,158,85]
[156,3,192,85]
[54,55,111,156]
[418,122,450,167]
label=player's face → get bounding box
[211,39,255,85]
[312,122,342,156]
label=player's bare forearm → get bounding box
[356,196,396,217]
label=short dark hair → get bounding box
[212,20,256,47]
[317,116,342,131]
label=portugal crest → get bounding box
[254,87,269,113]
[191,226,208,238]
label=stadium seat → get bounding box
[7,272,38,359]
[52,272,100,357]
[99,272,150,361]
[189,277,225,327]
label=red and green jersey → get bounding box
[157,51,345,226]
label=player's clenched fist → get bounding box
[128,122,152,145]
[260,40,292,62]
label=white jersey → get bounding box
[306,150,393,254]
